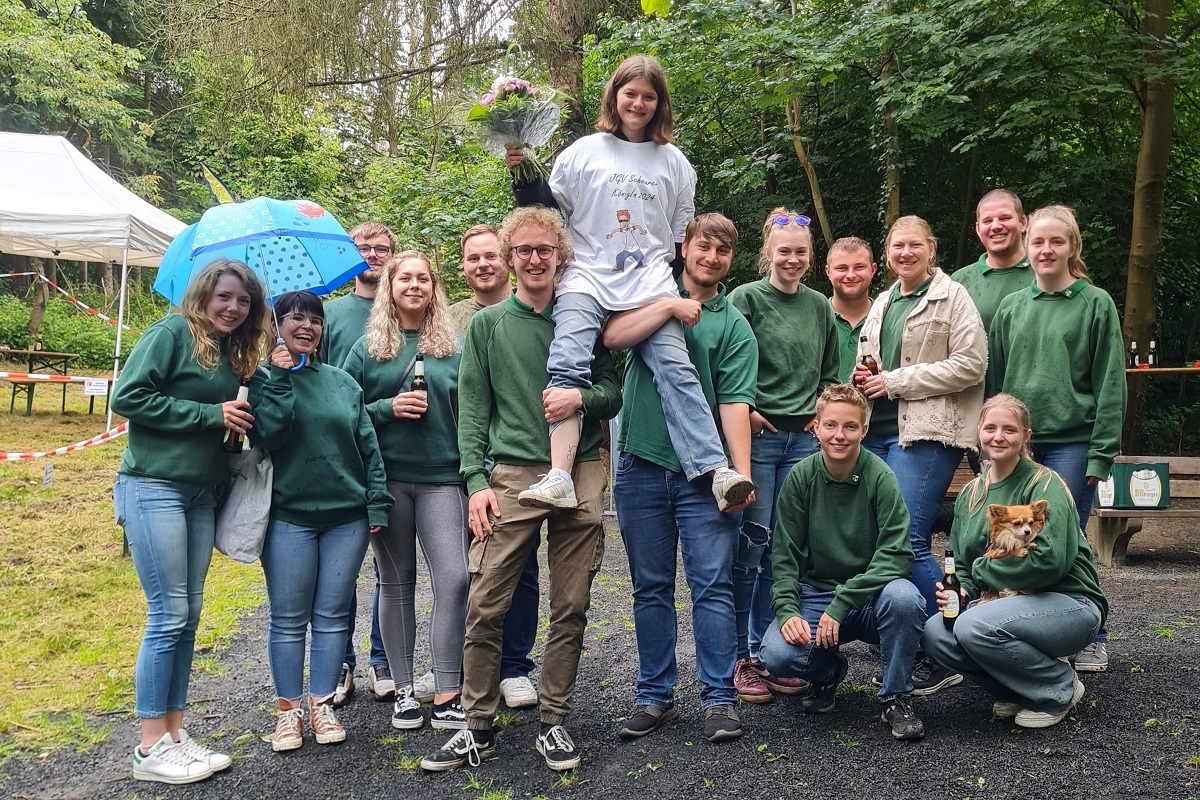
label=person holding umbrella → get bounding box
[113,258,268,785]
[341,251,471,731]
[248,290,394,751]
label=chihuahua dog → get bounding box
[978,500,1049,603]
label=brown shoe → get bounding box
[309,695,347,745]
[272,699,304,752]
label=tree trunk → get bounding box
[956,145,981,269]
[25,257,48,343]
[99,262,115,299]
[879,2,901,228]
[545,0,587,140]
[1122,0,1174,453]
[786,98,833,250]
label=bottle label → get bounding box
[943,593,960,618]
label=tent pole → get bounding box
[108,250,130,430]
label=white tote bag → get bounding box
[215,447,273,563]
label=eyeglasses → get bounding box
[773,214,812,227]
[282,313,324,327]
[357,244,394,257]
[513,245,559,260]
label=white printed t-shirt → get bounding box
[548,132,696,311]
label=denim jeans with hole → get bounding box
[736,428,819,659]
[548,291,726,479]
[262,517,370,700]
[864,434,963,617]
[760,579,926,702]
[115,474,216,719]
[615,453,739,709]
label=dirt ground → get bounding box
[3,518,1199,800]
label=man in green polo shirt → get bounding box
[826,236,878,383]
[951,189,1031,331]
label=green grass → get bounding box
[0,388,264,758]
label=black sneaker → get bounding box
[536,725,580,771]
[419,729,495,772]
[332,662,354,708]
[881,695,925,740]
[430,694,468,730]
[801,653,848,715]
[909,657,963,697]
[703,704,743,743]
[391,685,424,729]
[618,704,678,740]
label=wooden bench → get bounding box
[1087,455,1200,568]
[7,378,38,416]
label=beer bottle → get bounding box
[1148,340,1158,368]
[859,335,880,376]
[223,384,250,454]
[410,354,427,421]
[1128,340,1139,369]
[942,549,961,629]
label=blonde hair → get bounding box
[828,236,874,263]
[595,55,674,145]
[364,251,459,361]
[1026,205,1089,281]
[758,206,814,277]
[962,393,1077,515]
[349,221,396,251]
[179,259,267,381]
[884,215,938,284]
[815,383,869,423]
[497,207,574,281]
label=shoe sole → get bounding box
[314,731,347,745]
[271,737,304,752]
[517,493,578,510]
[536,740,580,771]
[1016,681,1085,728]
[503,696,538,709]
[419,746,496,773]
[133,766,215,784]
[618,706,679,739]
[1072,662,1108,673]
[736,692,773,704]
[991,703,1022,719]
[801,700,837,715]
[760,679,808,696]
[374,689,398,702]
[391,716,426,730]
[430,718,469,731]
[910,672,964,697]
[332,688,353,708]
[705,726,743,744]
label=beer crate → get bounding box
[1096,462,1170,509]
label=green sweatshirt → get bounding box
[950,255,1032,331]
[618,283,758,473]
[112,314,241,485]
[341,333,464,484]
[948,458,1108,625]
[249,362,393,528]
[771,447,914,624]
[458,294,622,496]
[989,280,1127,480]
[728,278,840,431]
[321,292,373,369]
[833,308,866,384]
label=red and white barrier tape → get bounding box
[0,371,113,383]
[0,273,141,334]
[3,423,127,461]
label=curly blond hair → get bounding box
[364,251,459,361]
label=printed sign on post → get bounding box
[83,378,109,397]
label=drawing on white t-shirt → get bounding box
[605,210,647,273]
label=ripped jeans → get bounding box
[735,428,819,659]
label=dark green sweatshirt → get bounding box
[948,458,1108,625]
[340,332,464,485]
[321,292,373,369]
[728,278,840,431]
[112,314,241,485]
[249,362,393,527]
[989,280,1127,480]
[950,255,1032,331]
[771,447,914,624]
[458,294,622,496]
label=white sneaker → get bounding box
[369,663,397,701]
[132,731,214,785]
[518,473,578,510]
[1015,678,1085,728]
[176,728,231,772]
[412,670,435,702]
[712,467,754,511]
[332,662,355,707]
[499,676,538,709]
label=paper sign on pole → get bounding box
[84,378,109,397]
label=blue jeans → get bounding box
[737,428,819,659]
[501,546,540,680]
[615,453,738,709]
[342,560,387,670]
[262,518,370,700]
[864,435,963,617]
[114,475,216,719]
[760,580,925,702]
[922,594,1101,713]
[549,291,726,480]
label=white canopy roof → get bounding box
[0,132,185,267]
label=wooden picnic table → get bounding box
[1,348,81,415]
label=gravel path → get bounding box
[4,521,1199,800]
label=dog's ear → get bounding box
[1031,499,1049,521]
[988,504,1008,522]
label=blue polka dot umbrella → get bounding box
[153,197,367,305]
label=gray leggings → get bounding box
[371,481,470,694]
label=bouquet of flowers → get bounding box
[467,76,561,183]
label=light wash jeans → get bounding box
[549,291,726,480]
[615,453,739,710]
[760,579,926,702]
[261,517,370,700]
[737,428,819,659]
[922,593,1101,713]
[114,474,216,719]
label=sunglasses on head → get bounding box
[773,214,812,227]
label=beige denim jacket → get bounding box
[861,268,987,451]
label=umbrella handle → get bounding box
[276,337,308,372]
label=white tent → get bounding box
[0,131,186,426]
